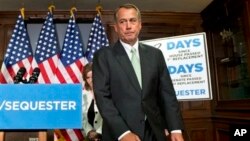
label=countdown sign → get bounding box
[141,32,212,101]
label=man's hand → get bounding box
[170,133,184,141]
[120,132,141,141]
[87,130,102,141]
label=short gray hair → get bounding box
[114,3,141,22]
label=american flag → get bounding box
[85,14,109,62]
[30,11,60,83]
[53,15,85,141]
[0,14,33,83]
[53,15,85,84]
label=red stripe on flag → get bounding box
[73,129,84,141]
[59,129,72,141]
[0,73,7,83]
[0,62,30,84]
[47,55,58,74]
[65,66,79,83]
[38,64,51,83]
[75,60,84,74]
[55,69,67,83]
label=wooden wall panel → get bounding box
[202,0,250,140]
[0,24,14,67]
[214,122,230,141]
[140,23,181,40]
[190,128,209,141]
[184,118,213,141]
[0,24,4,65]
[1,130,53,141]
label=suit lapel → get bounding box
[139,43,150,97]
[113,41,141,93]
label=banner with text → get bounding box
[141,32,212,100]
[0,84,82,129]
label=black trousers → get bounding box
[143,120,157,141]
[115,120,158,141]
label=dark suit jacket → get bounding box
[93,41,184,141]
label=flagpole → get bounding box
[36,4,56,141]
[53,8,85,141]
[20,7,25,19]
[95,1,103,15]
[48,4,55,14]
[70,7,77,19]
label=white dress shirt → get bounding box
[82,89,103,136]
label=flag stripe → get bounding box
[59,129,71,141]
[66,129,79,141]
[54,129,66,141]
[72,129,84,140]
[53,59,85,84]
[38,63,51,83]
[36,56,58,83]
[54,61,67,83]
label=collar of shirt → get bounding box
[120,39,140,60]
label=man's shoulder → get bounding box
[139,42,162,52]
[95,46,112,54]
[93,46,116,62]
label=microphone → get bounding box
[13,67,26,84]
[29,67,40,84]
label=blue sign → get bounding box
[0,84,82,129]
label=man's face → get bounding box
[114,8,142,45]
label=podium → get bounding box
[0,84,82,141]
[0,131,53,141]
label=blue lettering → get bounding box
[166,38,202,50]
[177,65,187,74]
[176,89,206,96]
[176,41,185,49]
[167,42,175,50]
[193,38,201,47]
[167,63,204,74]
[195,63,203,72]
[167,66,176,74]
[185,64,194,73]
[184,39,192,48]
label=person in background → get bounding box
[92,3,184,141]
[82,62,103,141]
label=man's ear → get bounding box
[139,21,142,31]
[114,24,118,33]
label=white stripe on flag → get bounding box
[66,129,78,141]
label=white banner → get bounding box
[141,32,212,101]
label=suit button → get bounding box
[95,112,98,114]
[95,121,98,124]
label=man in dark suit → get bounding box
[93,3,184,141]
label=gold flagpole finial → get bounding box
[20,7,25,19]
[48,5,55,13]
[95,1,103,15]
[70,7,77,18]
